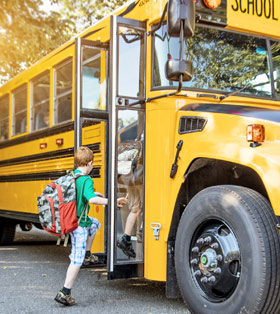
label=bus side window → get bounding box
[57,96,72,123]
[31,71,50,131]
[54,59,72,124]
[12,84,27,136]
[82,48,106,110]
[0,94,9,141]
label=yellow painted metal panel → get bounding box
[144,96,280,281]
[227,0,280,39]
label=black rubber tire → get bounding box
[175,185,280,314]
[0,219,16,245]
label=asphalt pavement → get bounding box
[0,227,190,314]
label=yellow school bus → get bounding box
[0,0,280,313]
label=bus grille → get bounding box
[179,117,207,134]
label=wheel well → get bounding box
[168,158,268,240]
[166,158,269,299]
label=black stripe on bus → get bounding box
[0,143,100,167]
[0,121,75,149]
[180,103,280,123]
[0,167,101,182]
[0,210,40,223]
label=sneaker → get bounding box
[54,290,75,306]
[83,253,99,266]
[117,237,136,258]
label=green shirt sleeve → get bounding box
[83,177,97,201]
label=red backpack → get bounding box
[37,172,87,237]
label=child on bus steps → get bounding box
[55,146,126,306]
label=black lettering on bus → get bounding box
[232,0,239,11]
[272,0,278,20]
[240,0,247,13]
[255,0,263,16]
[264,0,271,18]
[247,0,255,15]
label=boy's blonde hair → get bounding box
[74,146,93,167]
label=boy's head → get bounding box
[74,146,93,167]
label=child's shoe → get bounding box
[117,236,136,258]
[54,289,75,306]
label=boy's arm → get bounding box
[88,196,108,205]
[88,196,127,207]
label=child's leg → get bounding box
[125,185,142,236]
[86,217,101,251]
[66,226,88,285]
[64,263,81,289]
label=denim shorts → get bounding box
[69,217,101,266]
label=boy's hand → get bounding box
[117,198,127,208]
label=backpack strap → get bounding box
[77,201,89,224]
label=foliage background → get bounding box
[0,0,126,86]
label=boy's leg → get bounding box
[124,210,141,236]
[55,226,87,306]
[83,217,101,266]
[64,263,81,289]
[117,185,142,258]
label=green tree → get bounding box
[52,0,126,34]
[0,0,73,85]
[0,0,127,86]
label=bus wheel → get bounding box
[0,219,16,245]
[175,185,280,314]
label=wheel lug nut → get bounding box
[217,255,223,261]
[210,242,219,249]
[194,270,202,277]
[196,238,204,245]
[204,236,212,243]
[192,246,199,253]
[214,267,221,274]
[191,258,198,265]
[208,276,216,283]
[200,276,208,283]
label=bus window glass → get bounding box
[54,59,72,124]
[31,72,50,131]
[82,47,106,110]
[0,94,9,141]
[271,41,280,97]
[118,27,144,98]
[117,109,144,262]
[153,25,272,97]
[12,84,27,136]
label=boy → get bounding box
[55,146,126,306]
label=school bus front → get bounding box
[0,1,280,314]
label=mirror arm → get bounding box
[175,19,185,95]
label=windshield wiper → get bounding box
[219,80,270,101]
[219,85,253,101]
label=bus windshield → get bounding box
[153,24,279,99]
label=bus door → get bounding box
[108,16,146,279]
[75,38,109,258]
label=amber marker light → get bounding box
[40,143,47,149]
[56,138,64,145]
[202,0,222,9]
[246,124,265,147]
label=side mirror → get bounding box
[167,0,195,38]
[165,59,193,82]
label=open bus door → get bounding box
[74,37,109,259]
[107,16,146,279]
